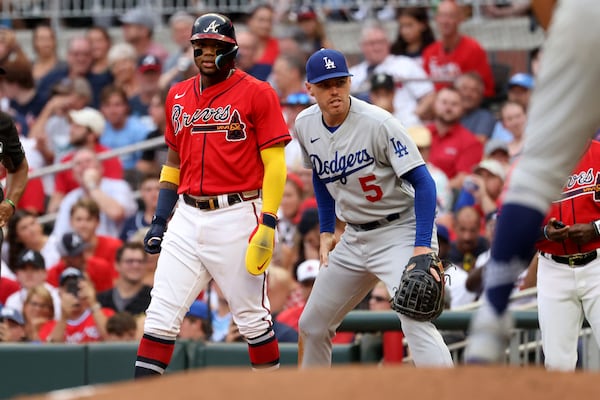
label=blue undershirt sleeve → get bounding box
[402,164,437,248]
[312,170,336,233]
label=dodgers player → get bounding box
[134,14,290,377]
[466,0,600,362]
[536,140,600,370]
[295,49,452,367]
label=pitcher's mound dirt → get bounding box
[18,365,598,400]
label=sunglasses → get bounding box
[282,92,312,106]
[370,295,389,303]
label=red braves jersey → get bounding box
[422,36,495,98]
[39,308,115,343]
[164,70,290,195]
[537,140,600,255]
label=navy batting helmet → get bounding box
[190,13,238,70]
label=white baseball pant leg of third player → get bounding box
[299,221,453,367]
[144,197,272,339]
[536,253,600,371]
[501,0,600,216]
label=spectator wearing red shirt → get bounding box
[47,107,123,213]
[39,267,114,343]
[0,277,20,305]
[46,232,114,293]
[245,4,279,81]
[422,0,495,98]
[427,87,483,190]
[0,164,45,215]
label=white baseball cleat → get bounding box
[464,301,513,364]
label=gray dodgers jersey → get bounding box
[294,96,426,224]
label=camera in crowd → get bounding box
[59,267,84,297]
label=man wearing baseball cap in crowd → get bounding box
[4,249,61,318]
[490,72,534,142]
[38,267,114,343]
[120,6,168,62]
[0,307,26,342]
[368,72,395,114]
[281,92,314,171]
[454,159,506,218]
[178,299,212,341]
[47,106,124,214]
[483,139,510,168]
[46,232,114,293]
[276,259,321,332]
[130,54,162,117]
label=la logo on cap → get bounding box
[323,56,336,70]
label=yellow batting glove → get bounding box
[246,213,277,275]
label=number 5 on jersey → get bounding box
[359,175,383,202]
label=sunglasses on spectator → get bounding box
[370,295,388,302]
[282,93,312,106]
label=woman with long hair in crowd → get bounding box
[390,7,435,63]
[31,23,64,83]
[6,209,60,270]
[87,25,112,75]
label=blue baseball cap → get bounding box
[186,300,209,319]
[508,73,534,90]
[436,224,450,243]
[306,48,353,84]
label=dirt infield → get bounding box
[17,365,600,400]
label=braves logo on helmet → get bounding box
[190,13,237,44]
[190,13,238,70]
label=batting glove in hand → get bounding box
[144,216,168,254]
[245,213,277,275]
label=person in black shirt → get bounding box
[97,242,151,316]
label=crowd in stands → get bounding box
[0,1,542,363]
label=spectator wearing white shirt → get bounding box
[349,24,436,127]
[51,148,136,239]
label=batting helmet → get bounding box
[190,13,238,70]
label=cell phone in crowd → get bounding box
[65,278,81,297]
[552,220,566,229]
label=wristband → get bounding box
[543,225,550,240]
[160,165,180,185]
[90,303,101,312]
[261,212,278,229]
[4,199,15,212]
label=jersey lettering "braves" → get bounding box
[165,70,290,195]
[537,140,600,255]
[295,96,425,224]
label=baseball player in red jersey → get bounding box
[465,0,600,363]
[134,13,290,377]
[535,140,600,370]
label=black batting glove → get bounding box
[144,216,168,254]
